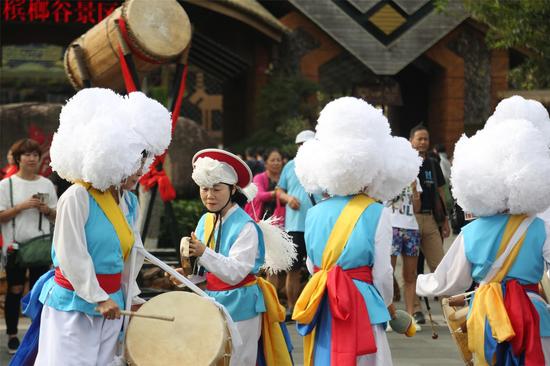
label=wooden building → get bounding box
[2,0,520,155]
[1,0,287,149]
[269,0,514,153]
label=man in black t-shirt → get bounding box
[409,125,450,324]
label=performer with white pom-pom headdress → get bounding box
[417,96,550,365]
[169,148,294,366]
[291,97,422,366]
[10,87,172,366]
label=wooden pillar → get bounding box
[424,32,465,156]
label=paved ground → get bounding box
[1,236,464,365]
[0,310,464,366]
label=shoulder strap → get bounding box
[9,178,16,243]
[320,194,375,270]
[482,215,535,284]
[428,158,440,198]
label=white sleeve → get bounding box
[198,222,259,285]
[416,233,473,297]
[306,256,314,275]
[372,208,393,306]
[53,186,109,303]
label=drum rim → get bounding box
[121,0,189,62]
[64,41,83,90]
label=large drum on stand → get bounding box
[125,291,231,366]
[64,0,191,91]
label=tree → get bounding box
[462,0,550,89]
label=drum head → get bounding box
[123,0,191,59]
[126,292,228,365]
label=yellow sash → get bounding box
[292,194,375,366]
[253,278,293,365]
[76,182,134,260]
[204,213,216,250]
[467,215,528,365]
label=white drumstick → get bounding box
[120,310,174,322]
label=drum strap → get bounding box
[467,215,544,366]
[292,194,376,366]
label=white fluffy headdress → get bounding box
[451,96,550,216]
[50,88,171,191]
[295,97,421,200]
[192,157,238,188]
[485,95,550,145]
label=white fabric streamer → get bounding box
[257,216,297,274]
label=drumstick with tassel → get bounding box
[424,297,438,339]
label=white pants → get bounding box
[35,305,123,366]
[357,324,393,366]
[230,315,262,366]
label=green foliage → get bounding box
[276,116,311,157]
[230,75,318,157]
[462,0,550,89]
[159,199,205,246]
[148,85,170,107]
[256,75,319,131]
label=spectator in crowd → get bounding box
[385,179,422,331]
[244,147,264,177]
[245,148,288,222]
[1,148,18,180]
[433,144,451,184]
[276,130,317,318]
[0,138,57,354]
[409,125,450,325]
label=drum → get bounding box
[442,293,473,366]
[125,291,231,366]
[64,0,191,91]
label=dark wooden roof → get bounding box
[289,0,468,75]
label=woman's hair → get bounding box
[219,183,248,207]
[263,147,282,161]
[11,138,41,167]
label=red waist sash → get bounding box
[206,273,256,291]
[504,280,544,365]
[314,265,376,365]
[54,268,122,294]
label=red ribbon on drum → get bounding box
[116,17,190,202]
